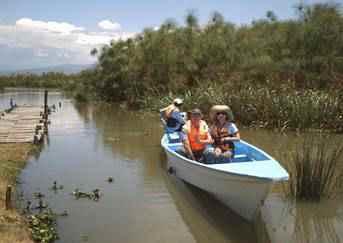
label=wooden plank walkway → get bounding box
[0,106,46,143]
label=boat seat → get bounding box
[165,132,183,144]
[232,154,252,163]
[168,143,183,151]
[234,154,246,159]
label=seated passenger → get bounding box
[209,105,240,163]
[180,108,213,162]
[160,98,185,133]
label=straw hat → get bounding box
[210,105,234,122]
[173,98,183,106]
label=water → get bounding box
[1,88,342,243]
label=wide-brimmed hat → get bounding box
[189,108,203,117]
[173,98,183,106]
[210,105,234,122]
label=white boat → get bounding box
[161,133,289,221]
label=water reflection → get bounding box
[0,87,62,110]
[293,200,343,243]
[166,177,257,243]
[258,194,343,243]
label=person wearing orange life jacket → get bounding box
[209,105,240,163]
[181,108,213,162]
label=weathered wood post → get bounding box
[43,90,48,134]
[5,185,12,210]
[44,90,48,116]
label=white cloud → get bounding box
[16,18,84,34]
[0,18,136,69]
[98,20,121,31]
[76,31,135,45]
[76,33,115,45]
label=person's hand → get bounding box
[214,147,222,157]
[208,137,214,144]
[188,151,195,160]
[221,137,227,143]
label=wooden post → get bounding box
[5,185,12,210]
[43,90,49,133]
[44,90,48,116]
[34,134,38,144]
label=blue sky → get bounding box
[0,0,336,70]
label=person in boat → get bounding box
[180,108,213,162]
[209,105,240,163]
[160,98,185,133]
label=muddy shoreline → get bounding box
[0,143,36,243]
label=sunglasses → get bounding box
[217,112,226,116]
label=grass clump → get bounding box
[27,209,58,243]
[285,135,343,201]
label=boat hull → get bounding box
[164,147,272,221]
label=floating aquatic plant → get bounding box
[27,209,58,243]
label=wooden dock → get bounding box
[0,106,47,144]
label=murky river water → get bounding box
[1,89,343,243]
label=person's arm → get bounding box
[221,123,240,143]
[223,132,240,142]
[182,125,195,160]
[164,105,174,118]
[183,138,195,160]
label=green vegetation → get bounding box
[0,72,77,89]
[81,3,343,97]
[284,135,343,200]
[143,82,343,132]
[27,209,59,243]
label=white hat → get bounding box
[210,105,234,121]
[173,98,183,105]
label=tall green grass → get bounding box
[284,135,343,200]
[143,82,343,132]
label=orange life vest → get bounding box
[184,120,208,151]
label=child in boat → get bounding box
[208,105,240,163]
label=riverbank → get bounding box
[0,143,35,243]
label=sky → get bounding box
[0,0,336,71]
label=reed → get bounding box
[145,82,343,132]
[284,135,343,200]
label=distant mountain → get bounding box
[0,64,95,75]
